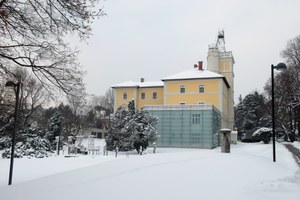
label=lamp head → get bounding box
[5,81,16,87]
[273,62,287,70]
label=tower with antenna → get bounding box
[215,30,226,52]
[207,30,235,130]
[207,30,234,80]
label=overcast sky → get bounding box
[75,0,300,103]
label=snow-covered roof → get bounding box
[162,68,223,80]
[112,81,164,88]
[161,68,230,88]
[112,68,230,89]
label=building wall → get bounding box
[114,87,137,111]
[136,87,164,110]
[163,79,220,106]
[207,49,235,130]
[114,87,163,111]
[219,55,235,129]
[144,105,221,148]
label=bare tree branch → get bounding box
[0,0,105,96]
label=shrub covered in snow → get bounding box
[2,129,53,159]
[106,100,158,154]
[252,127,272,144]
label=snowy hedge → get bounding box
[252,127,272,144]
[2,130,53,159]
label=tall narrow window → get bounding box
[199,85,205,93]
[141,92,145,100]
[153,92,157,99]
[192,114,201,124]
[123,92,127,100]
[180,85,185,93]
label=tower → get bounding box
[207,30,235,129]
[216,30,226,53]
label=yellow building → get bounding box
[112,49,234,130]
[112,79,164,111]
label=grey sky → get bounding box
[76,0,300,103]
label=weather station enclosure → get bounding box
[144,105,221,149]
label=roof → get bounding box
[112,81,164,88]
[161,68,230,88]
[162,68,223,80]
[112,68,230,89]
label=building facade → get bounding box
[112,43,234,148]
[144,105,221,148]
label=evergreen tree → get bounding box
[106,105,130,151]
[2,127,52,158]
[106,100,158,154]
[1,121,52,158]
[45,112,63,149]
[234,91,270,132]
[130,109,158,153]
[234,95,245,131]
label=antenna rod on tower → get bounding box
[215,30,226,52]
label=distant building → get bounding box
[82,118,110,139]
[82,127,108,139]
[112,32,234,148]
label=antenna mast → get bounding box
[215,30,226,52]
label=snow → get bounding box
[252,127,272,136]
[112,80,164,88]
[0,142,299,200]
[161,68,224,81]
[111,68,226,89]
[292,141,300,149]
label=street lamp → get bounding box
[5,81,21,185]
[271,63,287,162]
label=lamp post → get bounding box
[271,63,287,162]
[5,81,21,185]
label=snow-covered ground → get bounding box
[0,141,300,200]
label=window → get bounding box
[192,114,201,124]
[180,102,185,105]
[123,92,127,100]
[153,92,157,99]
[199,102,205,105]
[199,85,205,93]
[180,85,185,93]
[141,92,145,100]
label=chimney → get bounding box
[198,61,203,70]
[141,78,144,82]
[194,64,198,68]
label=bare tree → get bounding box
[281,35,300,141]
[60,92,87,136]
[101,88,115,115]
[1,67,50,126]
[22,75,50,126]
[281,35,300,68]
[0,0,105,96]
[263,34,300,141]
